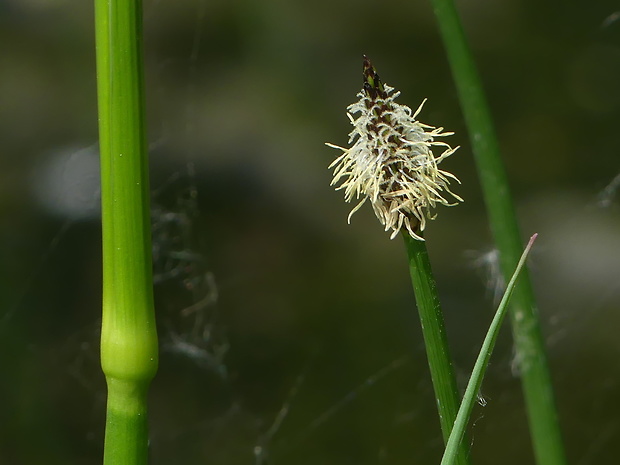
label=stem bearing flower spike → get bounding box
[327,56,463,240]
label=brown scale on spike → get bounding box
[363,55,391,137]
[362,55,388,100]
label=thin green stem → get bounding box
[428,1,566,464]
[442,234,537,465]
[94,0,157,464]
[403,232,470,465]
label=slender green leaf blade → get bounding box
[441,234,538,465]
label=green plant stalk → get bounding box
[403,232,470,465]
[94,1,158,464]
[427,1,566,464]
[442,234,537,465]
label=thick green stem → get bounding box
[94,0,157,464]
[428,1,566,464]
[104,380,151,464]
[403,232,470,465]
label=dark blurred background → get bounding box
[1,0,620,464]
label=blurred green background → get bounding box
[1,0,620,464]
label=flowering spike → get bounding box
[327,57,462,240]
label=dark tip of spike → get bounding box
[361,56,387,100]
